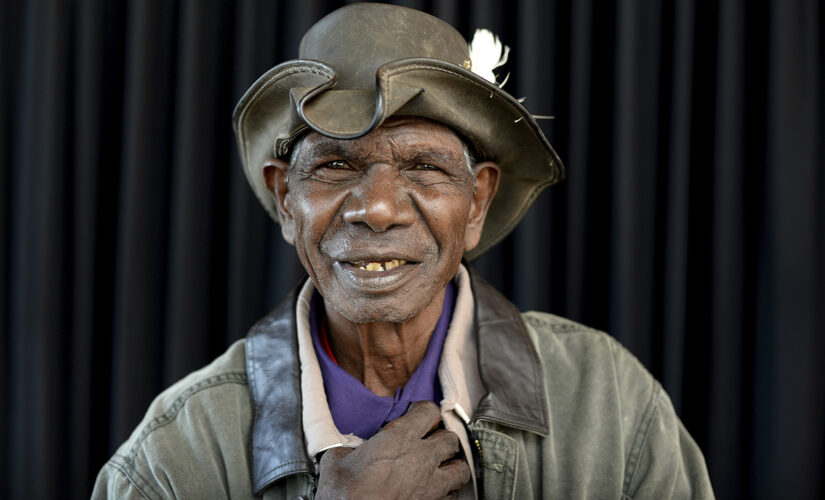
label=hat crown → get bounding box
[299,3,469,89]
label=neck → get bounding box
[323,287,447,397]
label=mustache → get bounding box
[319,228,436,262]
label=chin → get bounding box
[328,300,423,325]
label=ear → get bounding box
[263,158,296,244]
[464,161,501,252]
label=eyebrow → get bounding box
[300,141,462,166]
[301,141,355,161]
[403,149,461,166]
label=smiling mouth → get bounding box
[349,259,408,272]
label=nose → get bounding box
[342,164,415,232]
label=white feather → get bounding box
[468,29,510,86]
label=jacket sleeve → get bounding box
[621,375,715,499]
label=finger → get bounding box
[318,446,352,467]
[385,400,441,438]
[425,428,462,462]
[435,458,472,497]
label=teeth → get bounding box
[357,259,407,271]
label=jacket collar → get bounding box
[245,288,314,494]
[245,266,550,493]
[466,265,550,435]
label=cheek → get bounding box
[288,185,350,277]
[421,190,474,253]
[289,192,329,266]
[291,186,336,238]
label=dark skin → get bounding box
[264,117,500,498]
[318,402,472,499]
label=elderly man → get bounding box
[94,4,713,499]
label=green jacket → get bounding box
[93,269,714,499]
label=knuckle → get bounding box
[410,400,438,416]
[419,401,440,420]
[433,429,459,448]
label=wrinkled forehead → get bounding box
[290,116,467,165]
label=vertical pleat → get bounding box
[565,0,594,321]
[71,0,103,495]
[754,1,823,497]
[512,0,560,312]
[567,0,617,332]
[226,1,282,344]
[708,0,746,496]
[8,0,72,497]
[608,0,663,366]
[660,0,694,412]
[110,0,178,445]
[681,0,720,448]
[163,0,231,385]
[0,0,21,493]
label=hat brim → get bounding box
[233,58,564,260]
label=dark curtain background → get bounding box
[1,0,822,498]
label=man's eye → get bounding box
[322,160,351,170]
[413,163,440,171]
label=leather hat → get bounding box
[233,2,564,259]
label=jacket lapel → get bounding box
[468,266,550,436]
[245,288,314,494]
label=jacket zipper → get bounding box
[454,404,485,500]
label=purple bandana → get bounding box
[310,283,455,439]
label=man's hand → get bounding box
[315,401,471,499]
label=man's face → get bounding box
[266,117,499,324]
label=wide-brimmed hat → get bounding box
[233,2,564,259]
